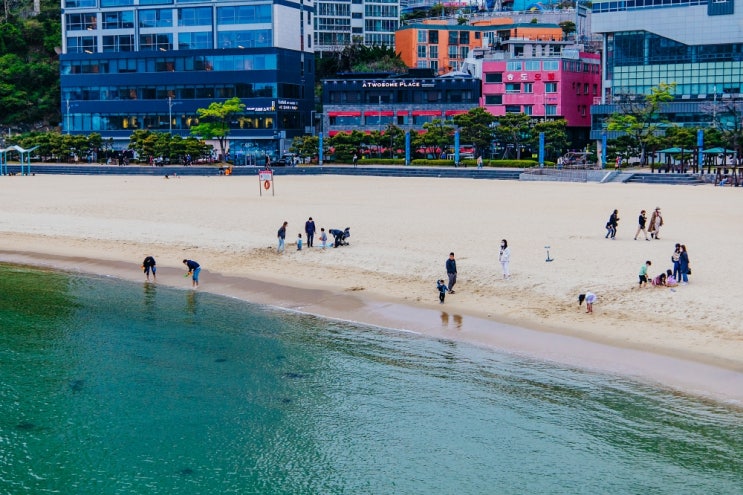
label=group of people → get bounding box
[140,256,201,288]
[277,218,350,253]
[436,240,511,304]
[638,243,691,288]
[606,207,664,240]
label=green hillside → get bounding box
[0,0,61,132]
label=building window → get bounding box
[459,46,469,59]
[584,83,589,95]
[418,30,427,43]
[178,32,213,50]
[352,12,362,19]
[66,14,96,31]
[485,95,502,105]
[543,60,559,71]
[523,105,533,115]
[505,105,520,113]
[179,7,212,26]
[428,30,438,43]
[102,11,134,29]
[140,33,173,51]
[417,45,426,58]
[217,30,271,49]
[430,45,438,59]
[545,104,557,116]
[505,83,521,93]
[102,35,134,52]
[523,83,533,93]
[545,82,557,93]
[139,9,173,28]
[459,32,469,44]
[430,60,438,72]
[506,61,523,71]
[68,36,97,53]
[217,5,272,25]
[525,61,540,71]
[448,31,458,44]
[593,84,598,95]
[485,72,502,83]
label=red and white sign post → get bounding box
[259,169,274,196]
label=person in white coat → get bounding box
[499,239,511,279]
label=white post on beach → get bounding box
[259,169,274,196]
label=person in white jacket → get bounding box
[499,239,511,279]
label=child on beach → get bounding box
[639,260,652,287]
[319,228,328,249]
[578,292,596,314]
[297,233,303,251]
[665,269,678,287]
[436,279,449,304]
[651,272,667,287]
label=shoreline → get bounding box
[3,245,743,405]
[1,175,742,404]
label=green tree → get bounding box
[452,107,496,158]
[190,97,246,162]
[415,118,455,158]
[559,21,576,37]
[531,118,569,161]
[492,113,532,159]
[606,82,675,165]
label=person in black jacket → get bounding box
[142,256,156,282]
[634,210,649,241]
[446,252,457,294]
[605,209,619,239]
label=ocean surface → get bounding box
[1,264,741,495]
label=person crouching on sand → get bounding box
[579,292,596,314]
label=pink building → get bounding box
[479,40,601,143]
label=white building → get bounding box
[314,0,399,51]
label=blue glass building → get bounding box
[60,0,315,159]
[590,0,743,139]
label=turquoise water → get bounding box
[1,265,741,495]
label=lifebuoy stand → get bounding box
[259,169,274,196]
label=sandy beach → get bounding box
[1,173,742,401]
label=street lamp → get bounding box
[168,96,181,134]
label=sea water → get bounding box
[0,264,741,495]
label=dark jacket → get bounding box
[277,226,286,239]
[446,258,457,274]
[679,251,690,273]
[305,221,316,235]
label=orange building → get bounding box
[395,18,564,75]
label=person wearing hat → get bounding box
[648,207,664,240]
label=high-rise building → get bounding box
[60,0,315,160]
[314,0,399,52]
[590,0,743,139]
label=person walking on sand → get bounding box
[446,252,458,294]
[605,209,619,239]
[634,210,650,240]
[649,207,663,239]
[671,243,681,282]
[639,260,651,287]
[142,255,157,282]
[579,292,596,314]
[499,239,511,279]
[679,244,690,285]
[436,279,449,304]
[319,228,328,249]
[305,217,316,248]
[277,221,287,253]
[182,259,201,288]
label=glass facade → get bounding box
[60,0,315,155]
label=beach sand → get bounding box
[1,174,742,401]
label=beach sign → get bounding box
[259,170,274,196]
